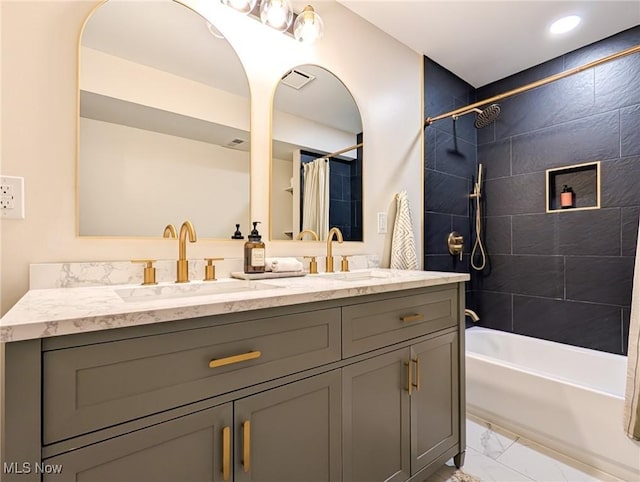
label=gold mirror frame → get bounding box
[76,0,251,239]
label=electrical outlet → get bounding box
[0,175,25,219]
[0,184,13,196]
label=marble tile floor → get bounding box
[424,415,621,482]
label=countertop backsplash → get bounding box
[29,255,382,289]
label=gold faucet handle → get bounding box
[303,256,318,274]
[204,257,224,281]
[340,255,350,272]
[131,259,158,285]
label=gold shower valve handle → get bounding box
[303,256,318,274]
[131,259,157,285]
[203,257,224,281]
[447,231,464,261]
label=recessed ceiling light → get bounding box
[549,15,581,34]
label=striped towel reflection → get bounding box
[390,191,418,270]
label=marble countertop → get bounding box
[0,269,469,342]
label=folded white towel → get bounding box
[265,257,276,272]
[269,258,304,273]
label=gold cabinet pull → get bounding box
[400,313,425,323]
[242,420,251,473]
[209,351,261,369]
[405,361,413,395]
[412,357,420,391]
[222,426,230,481]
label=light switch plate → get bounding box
[0,176,25,219]
[377,212,387,234]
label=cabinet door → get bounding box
[43,403,232,482]
[410,331,459,474]
[234,370,341,482]
[342,348,411,482]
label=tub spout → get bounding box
[465,309,480,322]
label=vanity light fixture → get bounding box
[549,15,581,34]
[221,0,257,15]
[293,5,323,43]
[221,0,323,43]
[260,0,294,32]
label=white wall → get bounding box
[0,0,423,314]
[81,46,251,132]
[79,118,250,237]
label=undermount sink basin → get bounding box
[116,280,280,302]
[318,270,392,282]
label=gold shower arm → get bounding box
[425,44,640,126]
[315,142,363,161]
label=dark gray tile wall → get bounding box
[424,26,640,354]
[424,57,477,277]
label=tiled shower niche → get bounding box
[546,161,600,212]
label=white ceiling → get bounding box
[337,1,640,87]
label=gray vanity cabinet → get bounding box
[43,403,233,482]
[42,308,341,444]
[234,370,342,482]
[342,348,412,482]
[43,370,341,482]
[410,331,459,474]
[3,283,465,482]
[342,330,460,482]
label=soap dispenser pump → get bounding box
[244,221,266,274]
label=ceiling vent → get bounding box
[225,138,247,148]
[281,68,315,90]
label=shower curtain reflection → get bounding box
[302,158,330,240]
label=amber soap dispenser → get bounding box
[244,221,266,273]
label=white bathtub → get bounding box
[466,327,640,481]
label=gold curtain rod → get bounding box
[425,44,640,126]
[316,142,363,161]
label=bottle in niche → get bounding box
[560,185,574,209]
[244,221,266,273]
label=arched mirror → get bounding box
[78,0,250,238]
[270,65,363,242]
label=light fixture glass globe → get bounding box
[260,0,293,32]
[293,5,323,43]
[221,0,257,15]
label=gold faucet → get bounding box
[176,220,197,283]
[163,224,177,238]
[296,229,319,241]
[325,227,343,273]
[465,309,480,322]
